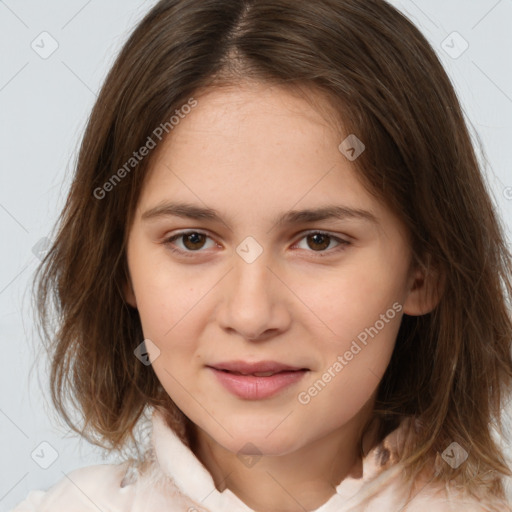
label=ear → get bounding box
[402,257,444,316]
[123,278,137,308]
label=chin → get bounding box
[203,421,305,457]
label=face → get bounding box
[125,82,429,457]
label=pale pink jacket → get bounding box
[11,408,511,511]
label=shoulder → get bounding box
[362,419,511,512]
[399,487,511,512]
[10,462,136,512]
[393,473,512,512]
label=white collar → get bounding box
[149,407,407,512]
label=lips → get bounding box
[209,360,307,374]
[207,360,309,400]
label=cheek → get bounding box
[337,311,401,378]
[296,255,407,346]
[300,313,401,423]
[128,242,213,342]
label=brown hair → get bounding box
[33,0,512,504]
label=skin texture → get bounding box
[124,81,438,511]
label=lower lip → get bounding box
[209,368,307,400]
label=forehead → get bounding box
[134,82,397,234]
[169,83,341,156]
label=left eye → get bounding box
[294,232,348,253]
[163,231,349,255]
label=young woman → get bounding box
[14,0,512,510]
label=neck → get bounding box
[193,404,378,512]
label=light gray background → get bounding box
[1,1,511,510]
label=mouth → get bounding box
[218,370,292,377]
[207,361,309,400]
[209,360,308,376]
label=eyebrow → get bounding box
[141,201,378,227]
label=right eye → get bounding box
[163,231,218,255]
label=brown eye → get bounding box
[182,232,207,250]
[306,233,331,251]
[294,231,350,256]
[164,231,216,254]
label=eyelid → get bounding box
[162,229,351,257]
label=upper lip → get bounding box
[208,360,308,375]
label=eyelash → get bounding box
[162,230,351,258]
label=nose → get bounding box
[216,251,292,342]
